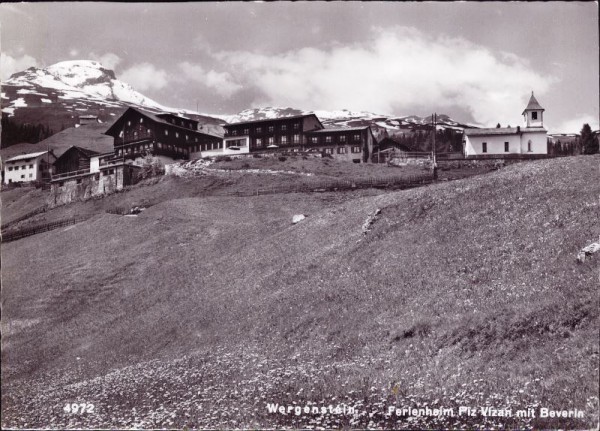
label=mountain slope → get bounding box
[1,60,226,142]
[2,155,597,429]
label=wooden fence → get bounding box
[225,173,435,197]
[1,206,48,230]
[1,217,87,243]
[105,206,130,215]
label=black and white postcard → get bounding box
[1,2,598,430]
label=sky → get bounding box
[1,1,598,133]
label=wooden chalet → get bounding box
[104,107,223,162]
[376,137,413,153]
[53,145,100,176]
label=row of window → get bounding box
[116,141,223,157]
[192,142,222,152]
[325,146,360,154]
[126,117,196,130]
[7,164,34,171]
[119,127,203,144]
[481,141,533,153]
[253,135,301,147]
[229,123,300,136]
[163,129,199,142]
[311,134,361,144]
[322,147,362,154]
[6,158,32,165]
[162,117,196,130]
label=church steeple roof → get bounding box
[522,91,545,114]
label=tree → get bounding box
[580,123,599,155]
[496,123,501,128]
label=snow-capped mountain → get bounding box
[1,60,226,136]
[220,106,475,141]
[1,60,473,152]
[2,60,168,114]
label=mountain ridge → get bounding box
[2,60,471,150]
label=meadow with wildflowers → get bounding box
[2,155,598,429]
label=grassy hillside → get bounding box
[1,156,598,429]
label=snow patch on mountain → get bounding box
[2,60,170,115]
[13,98,27,108]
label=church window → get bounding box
[532,112,538,120]
[482,142,487,153]
[504,142,509,152]
[528,140,532,152]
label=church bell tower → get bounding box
[522,91,545,128]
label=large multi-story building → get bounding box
[305,126,375,163]
[222,114,375,162]
[104,107,223,163]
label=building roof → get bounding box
[465,126,546,136]
[223,113,321,127]
[522,92,545,114]
[464,127,520,136]
[105,107,219,138]
[156,112,199,124]
[5,151,49,162]
[377,137,413,151]
[306,126,371,134]
[53,146,101,162]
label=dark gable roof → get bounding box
[223,113,322,128]
[55,145,101,161]
[522,92,545,114]
[105,107,219,138]
[376,137,412,151]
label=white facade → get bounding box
[90,155,101,173]
[3,151,55,184]
[464,92,548,157]
[222,136,250,155]
[464,128,548,157]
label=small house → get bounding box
[3,151,56,185]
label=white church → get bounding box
[463,92,548,157]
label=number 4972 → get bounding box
[63,403,94,414]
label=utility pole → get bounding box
[432,112,438,180]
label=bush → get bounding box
[215,156,232,162]
[278,156,287,162]
[136,153,165,180]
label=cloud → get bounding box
[0,53,40,80]
[120,63,168,91]
[89,52,122,70]
[552,114,599,134]
[214,26,556,125]
[179,61,242,98]
[69,49,79,57]
[0,4,31,19]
